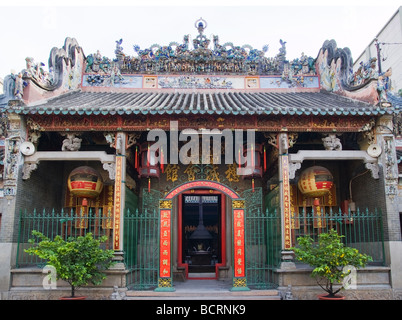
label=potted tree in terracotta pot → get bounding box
[26,231,115,300]
[292,229,372,300]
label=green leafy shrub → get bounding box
[292,229,372,297]
[25,231,115,298]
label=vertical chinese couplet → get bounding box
[156,199,174,292]
[113,155,123,250]
[233,209,245,278]
[281,155,292,249]
[159,209,171,278]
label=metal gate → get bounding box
[244,187,281,289]
[124,188,160,290]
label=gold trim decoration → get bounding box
[158,278,173,288]
[159,200,172,209]
[225,163,239,182]
[232,200,245,209]
[233,277,247,287]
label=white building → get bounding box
[354,6,402,94]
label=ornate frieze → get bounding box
[25,114,374,132]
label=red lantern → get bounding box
[298,166,333,197]
[67,166,104,200]
[139,142,160,179]
[242,143,263,179]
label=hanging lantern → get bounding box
[297,166,333,198]
[67,166,103,199]
[139,142,160,178]
[242,143,263,179]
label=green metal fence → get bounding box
[245,208,282,289]
[290,207,385,265]
[244,188,282,289]
[124,208,159,290]
[16,207,113,268]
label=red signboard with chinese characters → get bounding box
[113,156,123,250]
[281,155,292,249]
[233,209,245,278]
[159,209,171,278]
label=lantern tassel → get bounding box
[252,178,255,192]
[147,143,150,168]
[264,145,266,172]
[238,147,241,169]
[251,143,254,169]
[148,178,151,193]
[161,147,164,173]
[135,146,138,170]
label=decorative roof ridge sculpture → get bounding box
[316,39,401,108]
[0,37,84,107]
[84,17,315,78]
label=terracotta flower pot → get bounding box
[318,294,345,300]
[60,296,87,300]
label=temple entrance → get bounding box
[181,192,222,278]
[156,180,247,292]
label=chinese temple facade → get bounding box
[0,18,402,299]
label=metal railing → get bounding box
[124,208,159,290]
[290,207,385,265]
[245,208,282,289]
[16,208,113,268]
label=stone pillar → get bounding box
[278,133,296,269]
[0,113,25,296]
[376,115,402,291]
[112,132,126,268]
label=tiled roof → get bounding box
[6,90,398,116]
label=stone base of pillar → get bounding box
[154,277,175,292]
[230,277,250,291]
[110,250,126,270]
[280,250,296,270]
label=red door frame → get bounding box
[178,189,226,279]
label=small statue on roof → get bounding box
[14,72,27,100]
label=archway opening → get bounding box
[179,191,224,279]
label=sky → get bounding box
[0,0,399,81]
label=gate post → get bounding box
[231,199,250,291]
[155,199,175,292]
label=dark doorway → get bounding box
[182,194,221,275]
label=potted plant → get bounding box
[25,230,115,300]
[292,228,372,300]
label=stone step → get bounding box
[125,289,281,300]
[125,279,281,300]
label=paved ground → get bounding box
[125,279,282,300]
[173,279,233,292]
